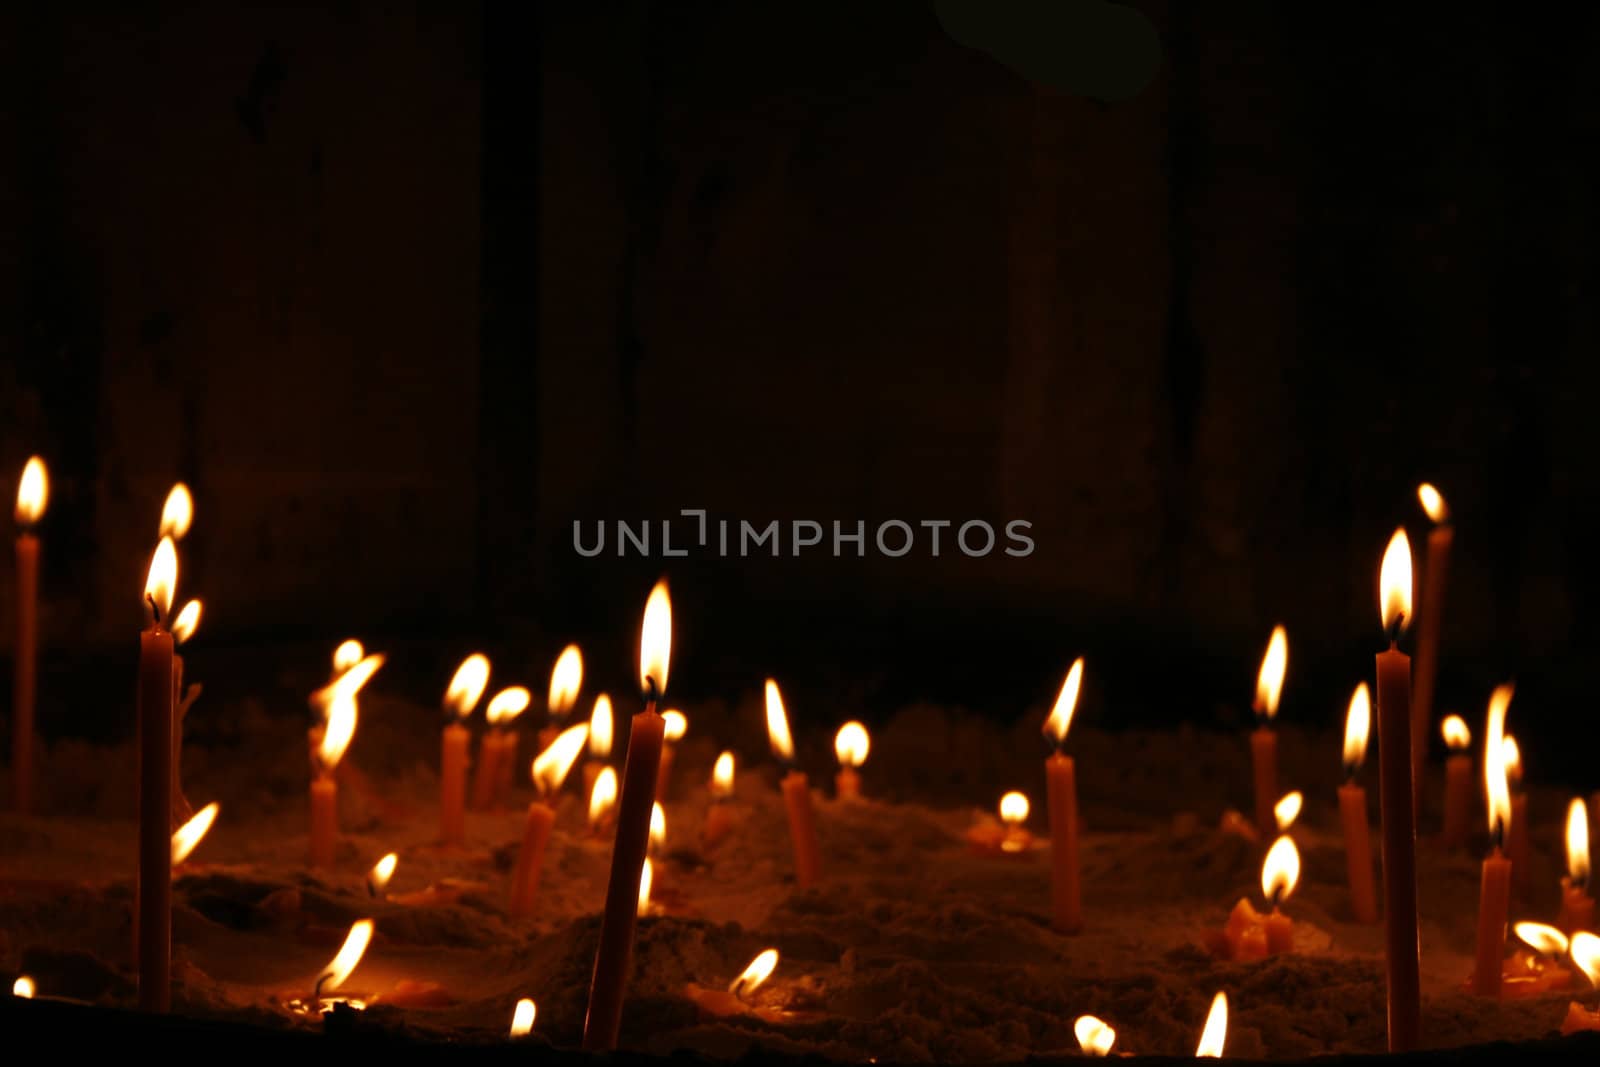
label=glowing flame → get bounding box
[145,537,178,622]
[15,457,47,527]
[12,976,35,998]
[1274,792,1303,833]
[548,645,583,718]
[1503,735,1523,790]
[510,998,536,1037]
[639,579,672,697]
[650,801,667,854]
[1442,714,1471,751]
[765,679,795,762]
[532,723,588,796]
[160,483,193,540]
[318,652,387,711]
[368,853,398,893]
[444,654,490,719]
[1380,528,1413,635]
[1254,628,1288,719]
[1074,1016,1116,1057]
[729,949,779,998]
[835,722,870,768]
[319,691,358,771]
[1343,683,1371,772]
[1043,658,1086,745]
[1262,834,1301,907]
[1573,931,1600,988]
[1484,684,1514,841]
[1418,483,1449,524]
[588,766,618,827]
[1568,797,1590,886]
[170,600,202,645]
[662,709,688,742]
[1195,992,1228,1057]
[486,687,531,727]
[711,751,736,799]
[637,858,653,916]
[333,640,365,673]
[171,802,219,865]
[319,919,373,992]
[999,791,1030,826]
[589,694,614,758]
[1513,922,1569,958]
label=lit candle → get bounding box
[1375,528,1420,1051]
[492,687,532,809]
[1218,834,1300,958]
[540,643,584,755]
[169,599,202,825]
[1503,734,1530,898]
[440,653,489,846]
[582,580,672,1051]
[170,802,219,868]
[999,791,1032,853]
[138,537,177,1011]
[650,800,667,856]
[765,678,821,889]
[685,949,779,1019]
[12,456,47,814]
[508,723,588,917]
[702,751,737,850]
[1412,483,1452,816]
[637,857,654,916]
[1337,682,1379,924]
[1042,658,1085,932]
[307,653,383,868]
[1274,791,1302,834]
[1195,991,1228,1057]
[1560,933,1600,1035]
[332,639,364,677]
[510,998,536,1037]
[13,977,35,999]
[582,693,615,800]
[656,709,687,801]
[1504,923,1574,998]
[589,766,619,836]
[366,852,398,896]
[303,918,373,1013]
[1558,798,1592,934]
[1441,714,1474,850]
[1471,684,1515,997]
[833,721,869,801]
[1073,1015,1116,1057]
[1250,626,1288,837]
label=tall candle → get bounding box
[1471,684,1516,997]
[509,724,588,916]
[1412,483,1452,816]
[1338,682,1379,924]
[138,537,177,1011]
[1250,626,1288,836]
[656,709,687,801]
[484,687,530,810]
[542,643,584,764]
[583,693,614,800]
[833,721,868,801]
[702,751,737,850]
[583,580,671,1051]
[1375,528,1420,1051]
[11,456,46,814]
[765,679,821,889]
[1559,798,1593,934]
[469,731,504,811]
[440,654,490,846]
[1042,658,1085,933]
[1502,736,1530,898]
[1441,715,1473,850]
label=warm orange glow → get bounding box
[444,654,490,720]
[729,949,779,998]
[170,599,202,645]
[1043,658,1086,745]
[160,483,193,540]
[1568,797,1590,886]
[639,579,672,696]
[510,998,536,1037]
[1418,483,1449,524]
[999,791,1030,826]
[1074,1015,1116,1057]
[588,766,618,827]
[368,852,398,894]
[1502,735,1523,790]
[333,640,365,673]
[1274,792,1303,832]
[145,536,178,622]
[15,456,47,527]
[171,802,219,865]
[637,858,653,916]
[1254,628,1288,719]
[650,801,667,853]
[765,679,797,762]
[318,692,358,772]
[1484,684,1514,840]
[1196,991,1228,1057]
[12,976,34,999]
[320,919,373,991]
[1513,922,1569,958]
[1380,528,1413,635]
[662,709,688,742]
[319,652,386,710]
[532,723,588,796]
[486,687,531,727]
[548,644,583,718]
[711,751,736,799]
[1573,931,1600,988]
[1343,682,1371,771]
[1442,714,1471,751]
[1262,834,1301,906]
[834,722,870,768]
[589,694,614,758]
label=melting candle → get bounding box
[702,751,738,850]
[440,653,489,846]
[1441,715,1474,850]
[1558,797,1592,934]
[765,679,821,889]
[1338,682,1379,924]
[1411,483,1452,816]
[509,724,588,917]
[1471,684,1515,998]
[1560,932,1600,1035]
[1042,658,1085,932]
[833,721,869,801]
[12,456,47,814]
[1073,1015,1116,1057]
[1375,529,1420,1051]
[1250,626,1287,836]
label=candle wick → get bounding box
[643,676,660,706]
[313,972,333,999]
[147,593,162,628]
[1386,612,1404,646]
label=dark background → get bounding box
[2,3,1596,785]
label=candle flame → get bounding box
[171,802,219,865]
[548,644,583,718]
[532,723,588,796]
[170,600,202,645]
[999,791,1030,826]
[368,852,398,893]
[486,687,531,727]
[333,640,365,673]
[319,652,386,711]
[1513,921,1569,958]
[510,998,536,1037]
[1195,991,1228,1057]
[319,691,358,771]
[1274,792,1303,832]
[1502,735,1523,790]
[1484,683,1514,842]
[662,709,688,742]
[1262,834,1301,906]
[639,579,672,697]
[444,654,490,719]
[637,858,653,916]
[160,483,193,540]
[588,766,618,827]
[834,722,870,768]
[650,800,667,854]
[1074,1015,1116,1057]
[1442,714,1471,751]
[1343,683,1371,772]
[319,919,373,992]
[145,537,178,622]
[12,976,34,998]
[1417,483,1449,524]
[1573,931,1600,988]
[729,949,779,998]
[765,679,795,762]
[1254,628,1288,719]
[712,751,736,799]
[589,694,614,757]
[1379,528,1413,635]
[1043,658,1086,745]
[1568,798,1590,887]
[14,457,47,527]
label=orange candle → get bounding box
[1263,835,1300,954]
[702,751,737,850]
[583,693,615,800]
[1412,483,1452,816]
[588,765,619,836]
[483,688,531,810]
[583,581,671,1051]
[469,731,503,811]
[440,654,489,846]
[542,643,585,775]
[1471,684,1516,997]
[656,709,687,801]
[1338,682,1379,924]
[138,538,177,1011]
[1375,529,1420,1051]
[11,457,46,815]
[1042,659,1085,932]
[1250,626,1287,836]
[1441,716,1473,850]
[509,724,588,916]
[307,654,380,867]
[1503,736,1530,898]
[1559,798,1592,934]
[765,679,821,889]
[833,721,868,801]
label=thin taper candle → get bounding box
[138,538,177,1012]
[1375,528,1420,1051]
[12,456,46,814]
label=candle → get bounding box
[1441,715,1474,850]
[440,653,490,846]
[1561,933,1600,1035]
[1338,682,1379,924]
[765,678,821,889]
[311,918,373,1009]
[589,765,619,836]
[510,998,537,1037]
[1471,684,1515,997]
[508,723,588,917]
[650,800,667,856]
[998,791,1032,853]
[702,751,737,850]
[1250,626,1288,836]
[582,693,614,800]
[168,599,201,825]
[1559,797,1593,934]
[12,456,47,814]
[656,709,687,801]
[13,976,34,998]
[470,686,528,811]
[540,643,584,755]
[1412,483,1452,816]
[1503,923,1574,997]
[138,537,177,1011]
[1375,528,1420,1051]
[833,721,869,800]
[1042,658,1085,932]
[1503,735,1530,898]
[637,857,654,916]
[1073,1015,1116,1057]
[1217,834,1300,959]
[685,949,779,1019]
[307,654,382,868]
[1274,791,1302,833]
[582,579,672,1051]
[367,852,398,896]
[170,802,219,867]
[1195,991,1228,1057]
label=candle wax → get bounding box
[1508,793,1530,898]
[780,768,821,889]
[469,732,503,812]
[440,722,469,846]
[507,800,556,917]
[138,625,174,1011]
[13,532,38,814]
[1338,782,1379,924]
[1375,644,1421,1051]
[1470,849,1512,997]
[1443,753,1473,850]
[1557,878,1594,934]
[1249,726,1278,838]
[1412,525,1452,815]
[835,766,860,801]
[1046,751,1081,932]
